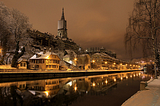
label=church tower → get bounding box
[57,8,67,38]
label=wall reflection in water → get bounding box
[0,71,151,106]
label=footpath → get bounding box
[122,76,160,106]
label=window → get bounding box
[46,65,48,68]
[52,65,56,68]
[23,63,25,67]
[49,60,52,63]
[49,65,51,68]
[35,65,39,68]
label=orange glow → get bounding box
[46,56,49,59]
[93,82,96,86]
[74,58,77,61]
[114,78,116,82]
[121,77,123,80]
[45,91,49,96]
[105,62,107,64]
[74,86,77,91]
[92,60,95,63]
[105,80,108,84]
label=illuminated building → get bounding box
[29,51,60,70]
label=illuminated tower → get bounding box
[57,8,67,38]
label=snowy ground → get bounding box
[0,65,16,69]
[122,76,160,106]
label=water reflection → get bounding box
[0,71,151,106]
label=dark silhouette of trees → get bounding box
[11,41,25,67]
[125,0,160,78]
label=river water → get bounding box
[0,71,151,106]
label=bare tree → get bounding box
[0,2,13,64]
[125,0,160,78]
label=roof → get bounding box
[92,52,119,61]
[30,51,60,60]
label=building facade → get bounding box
[29,51,60,70]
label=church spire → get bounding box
[61,8,65,20]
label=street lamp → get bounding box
[92,60,95,63]
[74,58,77,61]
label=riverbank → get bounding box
[122,76,160,106]
[0,69,140,82]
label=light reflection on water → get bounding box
[0,71,151,106]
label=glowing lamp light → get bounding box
[113,63,116,65]
[130,75,132,78]
[92,82,96,86]
[120,63,122,65]
[105,62,107,64]
[126,64,127,66]
[45,91,49,97]
[126,76,128,79]
[105,80,108,84]
[74,86,77,91]
[46,56,49,59]
[92,60,95,63]
[114,78,116,82]
[121,77,123,80]
[74,58,77,61]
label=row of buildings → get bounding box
[17,48,140,71]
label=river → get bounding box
[0,71,151,106]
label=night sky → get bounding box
[1,0,136,60]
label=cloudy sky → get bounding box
[1,0,136,60]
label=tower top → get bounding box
[61,8,65,20]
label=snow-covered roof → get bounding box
[30,51,59,60]
[65,50,77,56]
[92,52,119,61]
[63,55,70,58]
